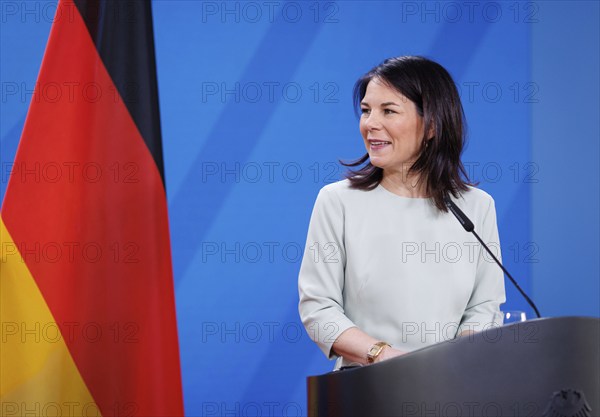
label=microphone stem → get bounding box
[471,230,541,318]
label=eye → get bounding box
[360,108,370,115]
[384,108,396,115]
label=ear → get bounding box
[426,123,436,140]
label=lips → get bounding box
[368,139,391,150]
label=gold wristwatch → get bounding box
[367,341,391,364]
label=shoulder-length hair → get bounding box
[342,56,473,212]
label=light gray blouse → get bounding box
[298,180,506,368]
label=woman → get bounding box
[298,56,505,369]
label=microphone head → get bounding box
[445,193,475,232]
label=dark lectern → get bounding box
[307,317,600,417]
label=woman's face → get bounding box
[359,78,425,175]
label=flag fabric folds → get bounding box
[0,1,184,416]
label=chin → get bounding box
[368,156,387,170]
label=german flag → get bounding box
[0,1,184,416]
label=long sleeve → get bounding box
[458,195,506,333]
[299,181,507,364]
[298,186,356,359]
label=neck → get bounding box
[381,169,428,198]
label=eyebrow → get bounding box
[360,101,401,107]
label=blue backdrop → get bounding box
[1,1,598,415]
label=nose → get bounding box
[364,111,383,131]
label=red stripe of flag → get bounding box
[1,0,184,415]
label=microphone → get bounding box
[444,194,541,318]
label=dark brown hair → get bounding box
[342,56,472,211]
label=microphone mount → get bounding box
[444,194,541,318]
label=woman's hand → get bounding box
[332,327,407,365]
[333,327,403,365]
[375,346,405,363]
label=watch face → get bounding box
[368,342,388,362]
[367,345,382,361]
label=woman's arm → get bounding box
[458,193,506,334]
[299,185,405,365]
[333,327,405,365]
[298,186,355,358]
